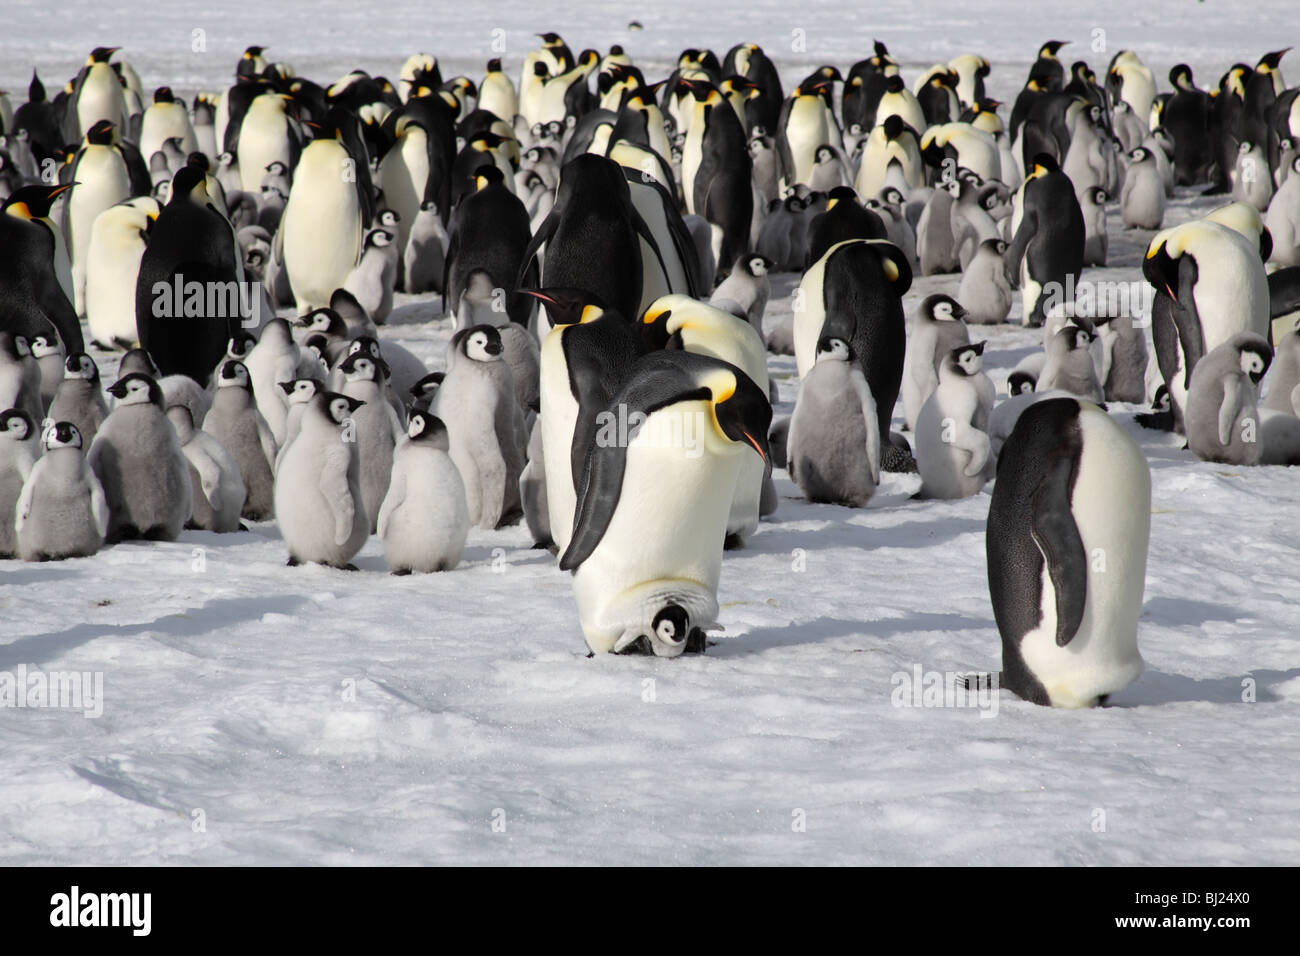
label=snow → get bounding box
[4,1,1300,866]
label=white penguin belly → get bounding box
[540,333,580,551]
[282,144,363,310]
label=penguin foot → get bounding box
[963,672,997,691]
[882,443,919,473]
[685,628,709,654]
[286,555,301,567]
[723,532,746,550]
[613,635,653,655]
[337,563,360,572]
[391,568,412,576]
[1135,409,1174,431]
[238,523,250,532]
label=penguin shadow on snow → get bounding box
[743,511,986,555]
[713,610,990,656]
[1109,667,1300,706]
[0,564,82,587]
[0,594,308,670]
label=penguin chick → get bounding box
[787,336,881,506]
[958,237,1013,324]
[202,360,277,520]
[343,227,398,324]
[0,409,40,557]
[431,324,527,529]
[1185,333,1272,465]
[47,353,109,446]
[903,293,971,431]
[1121,147,1165,230]
[28,333,64,412]
[273,391,369,568]
[15,420,109,561]
[378,411,470,574]
[708,253,772,334]
[167,403,246,532]
[914,342,996,498]
[1038,323,1104,401]
[338,351,403,532]
[1094,314,1149,404]
[87,373,192,542]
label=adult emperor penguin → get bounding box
[377,411,470,574]
[0,187,83,354]
[139,87,198,162]
[902,294,971,431]
[1143,217,1271,429]
[88,373,192,542]
[48,352,109,445]
[985,397,1150,707]
[274,391,369,568]
[787,336,881,507]
[0,410,39,557]
[444,165,535,323]
[524,287,645,554]
[279,118,366,312]
[560,350,771,657]
[236,92,300,194]
[1007,154,1085,327]
[14,420,109,561]
[337,350,402,532]
[5,183,76,317]
[66,120,132,316]
[84,196,157,348]
[1184,332,1272,465]
[518,154,662,326]
[794,239,912,455]
[166,402,246,532]
[914,342,996,499]
[0,334,44,427]
[203,360,276,520]
[479,59,518,123]
[430,325,526,530]
[67,47,127,140]
[641,294,774,544]
[135,166,246,384]
[680,82,753,274]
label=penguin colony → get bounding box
[1,36,1297,709]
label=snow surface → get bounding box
[3,2,1300,866]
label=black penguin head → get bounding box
[982,237,1009,257]
[153,86,175,104]
[0,409,34,441]
[1257,49,1290,72]
[298,307,346,337]
[923,294,967,323]
[1151,384,1170,413]
[519,287,608,326]
[1169,64,1194,89]
[304,335,330,362]
[880,114,907,142]
[1058,324,1094,351]
[815,336,853,363]
[949,341,986,376]
[487,58,502,73]
[280,377,322,404]
[884,75,905,94]
[1007,371,1037,396]
[345,335,387,369]
[64,352,99,382]
[2,182,76,220]
[375,208,400,227]
[1039,40,1068,58]
[1129,146,1151,164]
[364,227,394,250]
[405,411,449,446]
[43,420,83,450]
[1027,153,1061,179]
[28,333,61,358]
[410,371,444,400]
[227,332,257,359]
[1142,237,1183,302]
[320,391,365,425]
[457,325,504,362]
[651,604,690,649]
[85,120,115,146]
[88,47,120,64]
[106,372,163,408]
[169,165,209,206]
[744,254,772,277]
[1088,186,1109,205]
[825,185,858,210]
[710,366,772,474]
[215,360,252,393]
[338,351,383,382]
[473,163,505,190]
[1235,334,1273,384]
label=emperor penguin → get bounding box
[47,352,109,446]
[1232,140,1274,212]
[903,294,971,431]
[681,81,753,276]
[1038,323,1104,401]
[166,402,246,532]
[273,377,324,470]
[202,360,277,520]
[430,325,527,530]
[1265,156,1300,267]
[279,122,365,311]
[1093,314,1149,404]
[641,294,775,544]
[0,334,43,427]
[378,411,470,574]
[342,227,398,324]
[68,48,127,140]
[88,373,192,542]
[1184,333,1272,465]
[337,351,403,532]
[794,239,912,461]
[480,59,518,122]
[787,336,881,507]
[0,185,83,354]
[85,196,158,349]
[1079,185,1109,267]
[0,409,39,557]
[958,238,1013,324]
[28,333,65,412]
[236,92,299,193]
[1143,218,1271,428]
[135,166,246,384]
[1007,155,1086,327]
[1262,325,1300,413]
[709,253,772,333]
[66,120,132,316]
[524,287,645,554]
[139,87,199,162]
[560,350,771,657]
[242,318,301,443]
[914,342,996,499]
[404,200,450,294]
[274,391,369,568]
[14,420,109,561]
[985,397,1150,707]
[1121,147,1166,230]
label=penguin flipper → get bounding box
[515,209,557,290]
[320,442,357,546]
[558,429,628,572]
[1028,447,1087,648]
